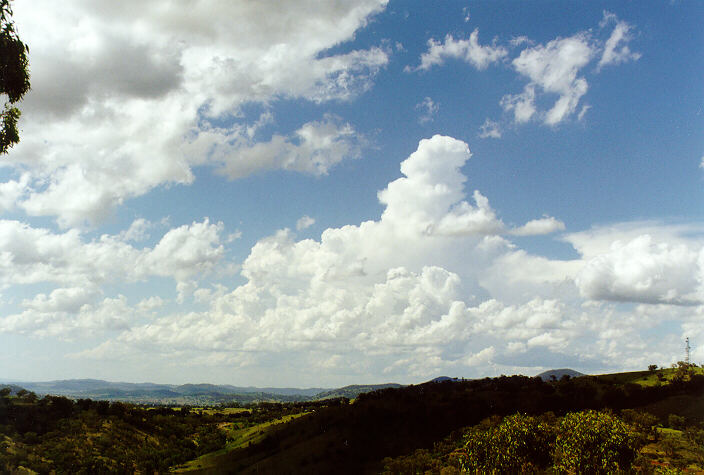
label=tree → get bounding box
[460,413,556,473]
[0,0,30,154]
[553,410,640,473]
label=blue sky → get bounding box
[0,0,702,387]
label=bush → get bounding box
[460,413,555,473]
[668,414,686,430]
[554,410,640,473]
[621,409,658,440]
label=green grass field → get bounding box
[193,407,250,416]
[594,366,704,387]
[172,412,311,472]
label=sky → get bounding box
[0,0,702,387]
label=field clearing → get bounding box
[172,412,311,472]
[593,367,704,387]
[195,407,250,416]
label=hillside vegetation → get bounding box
[177,366,704,474]
[0,365,701,474]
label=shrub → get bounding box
[668,414,686,430]
[554,410,640,473]
[460,413,555,473]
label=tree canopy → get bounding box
[0,0,29,154]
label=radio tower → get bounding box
[685,337,691,365]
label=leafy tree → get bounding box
[0,0,30,154]
[553,410,640,473]
[648,364,658,372]
[460,413,556,473]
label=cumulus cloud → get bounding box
[573,235,703,305]
[566,224,704,305]
[9,0,389,225]
[411,29,507,71]
[296,216,316,231]
[0,174,29,212]
[597,12,641,70]
[22,286,101,314]
[500,85,537,123]
[0,218,226,288]
[4,136,697,384]
[510,216,566,236]
[69,136,600,382]
[1,295,132,338]
[216,116,364,179]
[373,136,505,239]
[119,218,152,242]
[505,34,593,125]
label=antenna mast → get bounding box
[685,337,691,365]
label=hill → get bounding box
[179,370,704,473]
[2,367,702,474]
[0,379,406,405]
[313,383,403,400]
[536,368,585,381]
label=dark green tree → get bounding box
[0,0,30,154]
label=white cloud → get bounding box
[70,136,600,382]
[566,224,704,305]
[510,36,532,47]
[9,0,389,226]
[4,136,699,384]
[296,216,316,231]
[137,296,165,313]
[506,33,593,125]
[0,174,29,212]
[411,29,507,72]
[22,286,100,314]
[510,216,566,236]
[500,85,537,123]
[119,218,151,242]
[598,12,641,70]
[577,105,591,121]
[415,97,439,124]
[478,119,502,139]
[0,218,226,288]
[480,250,582,304]
[1,295,132,338]
[464,346,495,366]
[143,219,225,281]
[215,116,364,180]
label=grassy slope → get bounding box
[593,367,704,387]
[180,368,703,474]
[172,412,310,473]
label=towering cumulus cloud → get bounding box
[73,136,586,381]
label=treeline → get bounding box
[0,388,342,473]
[0,388,227,473]
[213,372,704,473]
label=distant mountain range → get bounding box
[2,370,586,404]
[0,378,402,404]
